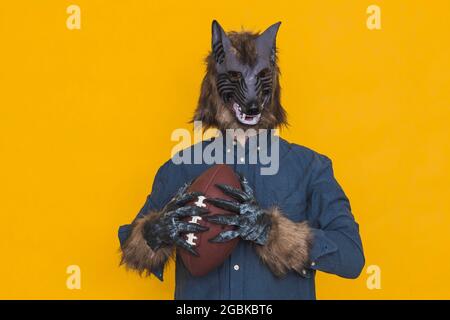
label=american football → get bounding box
[177,164,241,277]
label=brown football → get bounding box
[177,164,241,277]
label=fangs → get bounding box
[232,103,261,125]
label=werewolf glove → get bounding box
[206,176,313,278]
[143,182,209,256]
[205,176,272,245]
[120,182,209,276]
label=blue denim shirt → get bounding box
[118,134,364,300]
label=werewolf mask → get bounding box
[193,20,287,130]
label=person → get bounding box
[118,20,365,299]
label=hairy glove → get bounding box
[205,176,271,245]
[143,182,209,256]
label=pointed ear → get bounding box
[256,22,281,64]
[211,20,232,64]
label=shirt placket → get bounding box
[227,139,242,299]
[222,133,264,299]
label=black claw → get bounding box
[180,222,209,233]
[239,176,254,198]
[205,214,239,226]
[205,198,240,213]
[174,205,209,218]
[176,192,203,206]
[208,230,240,243]
[196,209,209,216]
[208,237,224,243]
[195,225,210,232]
[176,238,199,256]
[185,246,199,256]
[215,184,248,202]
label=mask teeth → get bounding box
[233,102,261,124]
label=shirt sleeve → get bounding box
[307,154,365,279]
[117,163,172,281]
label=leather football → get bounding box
[177,164,241,277]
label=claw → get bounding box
[205,198,240,213]
[235,174,254,198]
[175,192,203,206]
[175,238,199,256]
[205,214,240,226]
[173,205,208,218]
[178,221,209,233]
[208,230,240,243]
[215,184,250,203]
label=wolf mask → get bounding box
[193,20,287,130]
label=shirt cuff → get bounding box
[308,228,339,270]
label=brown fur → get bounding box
[192,30,288,131]
[255,207,313,277]
[120,212,173,276]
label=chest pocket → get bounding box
[278,196,308,222]
[257,186,308,222]
[254,168,309,222]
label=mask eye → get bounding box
[224,92,233,102]
[257,68,271,78]
[227,71,242,81]
[257,68,273,96]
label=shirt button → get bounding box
[233,264,240,271]
[311,262,316,267]
[302,269,307,275]
[226,148,231,153]
[239,157,244,163]
[257,146,260,151]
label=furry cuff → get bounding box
[255,207,313,277]
[120,212,173,276]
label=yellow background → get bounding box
[0,0,449,299]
